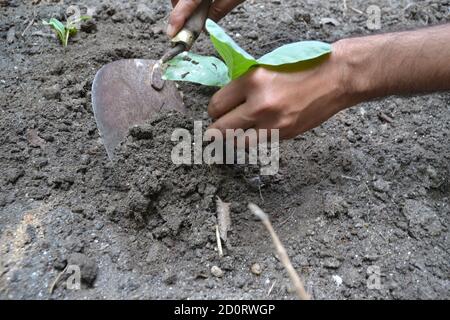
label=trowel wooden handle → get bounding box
[184,0,212,39]
[172,0,212,49]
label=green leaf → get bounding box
[163,52,230,87]
[164,20,332,88]
[79,15,92,22]
[64,30,70,47]
[205,19,331,79]
[257,41,332,66]
[44,18,65,35]
[205,19,257,80]
[43,18,67,46]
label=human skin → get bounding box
[208,24,450,139]
[167,0,245,38]
[167,2,450,139]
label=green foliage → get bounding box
[43,15,91,47]
[163,19,332,87]
[206,19,257,80]
[163,52,230,87]
[257,41,333,66]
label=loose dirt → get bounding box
[0,0,449,299]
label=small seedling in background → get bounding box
[43,15,91,47]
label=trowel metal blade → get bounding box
[92,59,185,160]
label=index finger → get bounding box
[209,102,255,133]
[208,76,248,119]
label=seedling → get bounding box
[43,15,91,47]
[163,19,332,87]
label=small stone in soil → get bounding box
[251,263,262,275]
[211,266,224,278]
[372,178,390,193]
[26,129,46,148]
[72,206,84,214]
[247,31,258,40]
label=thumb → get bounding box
[167,0,202,38]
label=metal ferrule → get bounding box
[171,28,195,49]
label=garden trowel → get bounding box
[92,0,211,160]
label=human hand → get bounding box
[167,0,245,38]
[207,41,357,140]
[207,24,450,141]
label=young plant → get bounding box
[43,15,91,47]
[163,19,332,87]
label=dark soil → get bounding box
[1,0,449,299]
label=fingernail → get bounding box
[166,24,176,38]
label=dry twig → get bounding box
[49,265,68,294]
[216,197,231,243]
[215,225,223,257]
[248,203,310,300]
[350,6,364,15]
[267,280,277,297]
[22,17,35,37]
[378,112,394,124]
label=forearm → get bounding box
[335,24,450,106]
